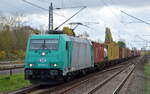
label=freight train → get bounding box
[24,31,140,84]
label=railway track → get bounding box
[36,61,131,94]
[86,58,140,94]
[8,84,41,94]
[57,66,127,94]
[49,58,139,94]
[112,60,139,94]
[9,62,127,94]
[87,64,135,94]
[9,57,141,94]
[55,64,134,94]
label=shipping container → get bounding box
[133,50,140,56]
[132,50,137,56]
[124,48,128,58]
[137,50,141,56]
[127,48,130,57]
[92,42,104,64]
[122,48,125,59]
[119,47,123,59]
[106,42,119,61]
[128,50,132,57]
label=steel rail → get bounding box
[52,64,128,94]
[9,84,41,94]
[87,63,135,94]
[112,65,135,94]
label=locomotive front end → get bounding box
[24,34,69,82]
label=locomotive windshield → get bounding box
[30,39,58,50]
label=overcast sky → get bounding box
[0,0,150,50]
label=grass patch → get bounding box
[0,73,31,93]
[145,59,150,94]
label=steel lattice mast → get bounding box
[49,3,53,32]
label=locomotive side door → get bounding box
[66,41,71,71]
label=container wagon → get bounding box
[92,42,105,69]
[106,42,120,65]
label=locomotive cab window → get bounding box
[30,39,58,50]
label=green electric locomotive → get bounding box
[25,34,94,83]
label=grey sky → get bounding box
[0,0,150,14]
[0,0,150,49]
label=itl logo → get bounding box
[39,58,47,63]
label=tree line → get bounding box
[0,14,41,61]
[0,25,40,61]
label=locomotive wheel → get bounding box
[82,70,86,76]
[63,73,72,82]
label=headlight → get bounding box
[42,52,46,56]
[29,64,33,67]
[53,64,57,67]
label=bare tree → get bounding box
[0,13,26,30]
